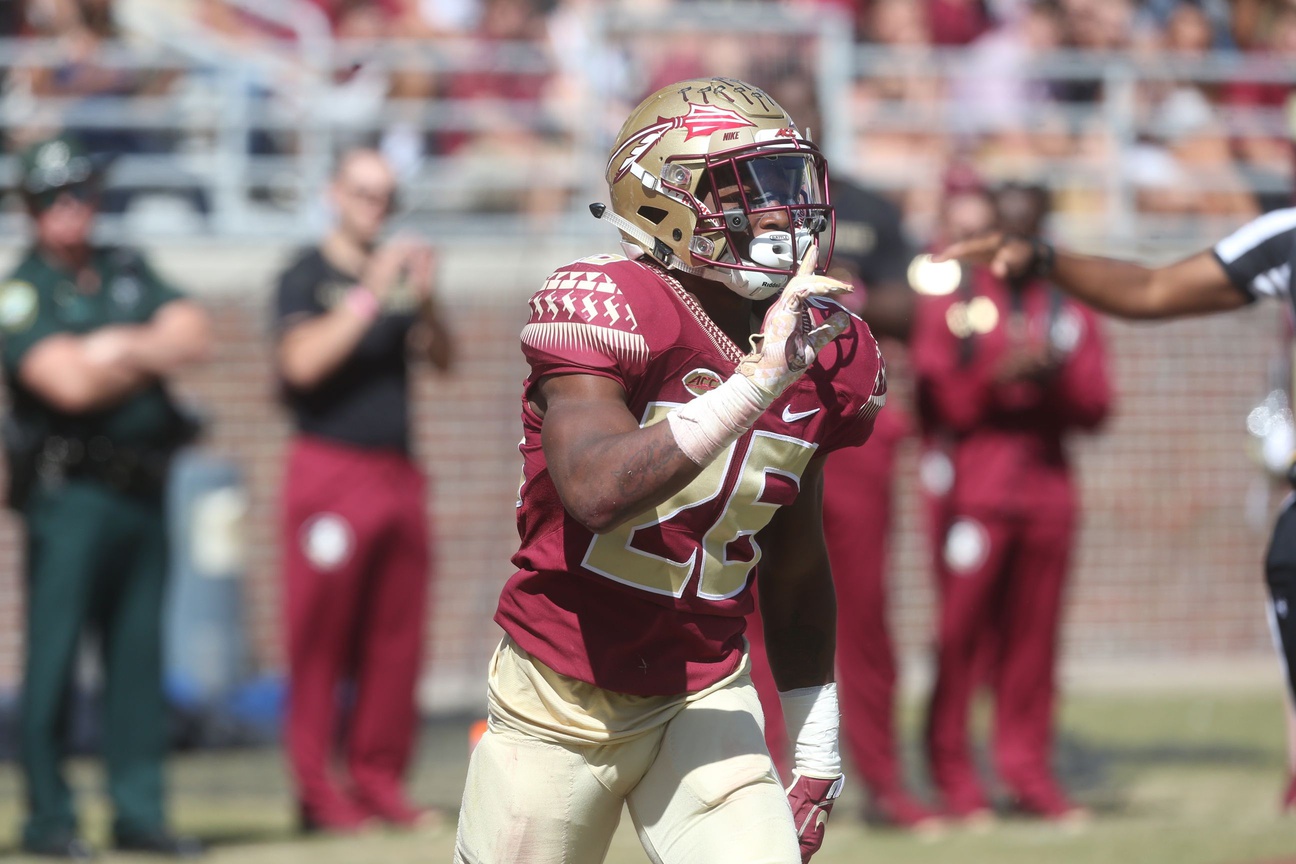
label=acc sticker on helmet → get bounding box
[0,281,39,333]
[301,512,355,572]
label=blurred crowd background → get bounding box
[0,0,1293,725]
[2,0,1294,240]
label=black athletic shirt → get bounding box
[1212,207,1296,303]
[274,247,417,452]
[828,176,913,289]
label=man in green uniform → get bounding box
[2,134,212,859]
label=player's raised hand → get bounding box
[786,772,844,863]
[934,231,1037,281]
[736,246,852,402]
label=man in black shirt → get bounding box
[273,148,453,833]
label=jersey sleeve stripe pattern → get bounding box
[1212,207,1296,300]
[857,392,886,423]
[855,342,887,423]
[521,322,650,367]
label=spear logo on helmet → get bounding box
[608,103,757,183]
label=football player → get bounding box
[938,205,1296,810]
[453,77,887,864]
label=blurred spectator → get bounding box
[1162,0,1216,52]
[1224,5,1296,210]
[274,148,453,834]
[1141,0,1233,48]
[930,162,1296,815]
[0,0,23,91]
[852,0,950,219]
[1125,0,1260,221]
[954,0,1084,204]
[913,180,1111,824]
[315,1,403,153]
[929,0,992,45]
[439,0,571,216]
[0,0,19,31]
[442,0,546,154]
[1127,88,1260,220]
[11,0,180,154]
[305,0,403,31]
[1230,0,1296,50]
[956,0,1067,130]
[4,133,211,859]
[3,0,207,217]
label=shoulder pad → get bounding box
[528,258,643,334]
[522,256,652,370]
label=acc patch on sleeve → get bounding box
[0,280,39,333]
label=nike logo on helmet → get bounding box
[782,406,820,422]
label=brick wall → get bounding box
[0,242,1283,712]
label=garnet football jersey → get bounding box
[494,254,886,696]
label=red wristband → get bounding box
[345,286,381,321]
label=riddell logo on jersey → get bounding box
[682,368,723,396]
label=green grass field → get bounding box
[1,691,1293,863]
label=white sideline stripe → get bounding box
[1214,207,1296,264]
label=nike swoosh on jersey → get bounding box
[782,405,821,422]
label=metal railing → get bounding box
[0,3,1291,252]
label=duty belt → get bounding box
[37,434,174,499]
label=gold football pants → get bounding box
[454,640,801,864]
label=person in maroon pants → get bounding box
[912,181,1111,824]
[273,148,454,833]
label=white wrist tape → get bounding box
[779,683,842,777]
[666,373,770,465]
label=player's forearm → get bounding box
[766,617,836,691]
[278,303,374,390]
[547,415,703,534]
[760,566,837,690]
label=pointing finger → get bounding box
[807,311,850,352]
[797,245,819,277]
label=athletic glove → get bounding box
[735,246,851,404]
[666,247,851,466]
[786,772,844,863]
[780,683,843,862]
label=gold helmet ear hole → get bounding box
[638,205,669,225]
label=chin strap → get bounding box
[589,203,703,275]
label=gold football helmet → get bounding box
[593,77,834,300]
